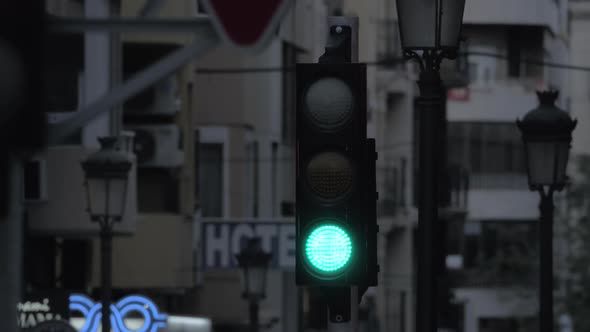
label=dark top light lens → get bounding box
[304,77,354,130]
[306,152,353,200]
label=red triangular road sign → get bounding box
[201,0,292,51]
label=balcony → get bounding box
[448,219,538,288]
[463,0,560,33]
[449,265,536,288]
[381,162,469,218]
[442,165,470,217]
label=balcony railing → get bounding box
[448,265,537,288]
[469,173,528,190]
[381,162,470,217]
[446,164,470,210]
[378,158,407,216]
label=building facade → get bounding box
[447,0,570,331]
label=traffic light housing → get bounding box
[296,62,377,286]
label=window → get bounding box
[462,221,538,276]
[199,143,223,217]
[196,127,229,217]
[448,122,526,174]
[507,27,521,78]
[467,45,497,87]
[137,168,180,213]
[480,318,536,332]
[282,42,297,145]
[468,62,478,84]
[252,141,259,217]
[271,142,278,217]
[44,34,83,113]
[23,160,46,201]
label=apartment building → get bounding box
[330,1,572,332]
[19,1,331,331]
[190,2,327,331]
[21,0,200,330]
[446,0,570,331]
[329,1,471,331]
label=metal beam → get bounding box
[47,16,211,34]
[47,22,220,145]
[139,0,167,17]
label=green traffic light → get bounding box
[304,224,352,273]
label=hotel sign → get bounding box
[201,219,295,269]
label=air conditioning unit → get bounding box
[125,77,180,116]
[126,124,184,167]
[22,159,48,202]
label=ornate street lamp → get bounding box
[395,1,465,332]
[397,0,466,54]
[236,238,272,332]
[517,90,576,332]
[81,136,132,332]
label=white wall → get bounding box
[467,190,539,221]
[569,2,590,156]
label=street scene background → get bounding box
[1,1,590,332]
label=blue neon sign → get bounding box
[69,294,168,332]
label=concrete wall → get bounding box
[90,213,194,288]
[26,146,138,235]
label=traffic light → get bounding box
[295,62,377,286]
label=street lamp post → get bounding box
[517,91,576,332]
[81,137,132,332]
[236,238,272,332]
[394,1,465,332]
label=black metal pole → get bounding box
[101,224,113,332]
[416,63,443,332]
[539,190,554,332]
[249,299,259,332]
